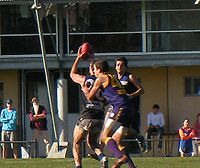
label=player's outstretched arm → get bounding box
[70,47,86,85]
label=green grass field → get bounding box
[0,157,199,168]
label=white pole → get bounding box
[32,0,58,144]
[57,79,68,142]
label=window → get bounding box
[185,77,200,96]
[146,1,200,52]
[0,5,56,55]
[67,2,142,54]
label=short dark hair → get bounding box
[153,104,160,109]
[31,97,38,103]
[94,59,109,72]
[115,57,128,67]
[183,118,189,123]
[6,98,13,104]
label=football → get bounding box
[80,42,94,60]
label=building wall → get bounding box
[0,70,21,140]
[130,67,168,135]
[0,70,19,110]
[130,66,200,136]
[168,67,200,132]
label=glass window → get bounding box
[1,5,56,34]
[185,77,200,96]
[147,32,200,52]
[1,35,56,54]
[146,0,198,10]
[68,2,141,33]
[69,34,142,54]
[147,11,200,31]
[146,1,200,52]
[67,2,142,53]
[0,5,56,55]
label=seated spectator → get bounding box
[145,104,165,154]
[179,118,195,157]
[192,113,200,156]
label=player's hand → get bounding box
[77,46,85,59]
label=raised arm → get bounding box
[70,47,86,85]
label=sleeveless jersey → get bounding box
[114,72,135,94]
[102,74,131,113]
[179,127,193,153]
[114,72,139,109]
[80,75,104,120]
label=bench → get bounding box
[150,132,179,157]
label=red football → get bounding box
[80,42,94,60]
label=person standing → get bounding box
[145,104,165,153]
[29,97,51,157]
[114,57,145,152]
[70,47,108,168]
[0,98,18,159]
[179,118,194,157]
[82,59,137,168]
[114,57,144,133]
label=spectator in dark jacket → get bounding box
[29,97,50,157]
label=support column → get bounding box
[57,78,68,142]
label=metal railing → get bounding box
[0,140,37,158]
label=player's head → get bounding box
[115,57,128,74]
[115,57,128,67]
[183,118,190,127]
[93,59,109,77]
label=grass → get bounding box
[0,157,199,168]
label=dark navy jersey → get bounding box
[114,72,136,94]
[80,74,104,120]
[114,72,139,111]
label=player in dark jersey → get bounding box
[114,57,145,152]
[115,57,143,132]
[82,59,137,168]
[70,48,108,168]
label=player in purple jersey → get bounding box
[82,59,136,168]
[114,57,145,152]
[114,57,144,132]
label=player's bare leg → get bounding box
[73,125,85,168]
[86,123,108,168]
